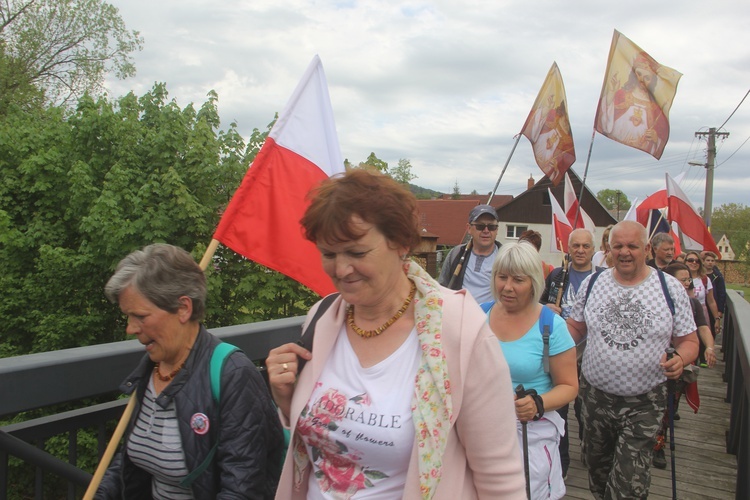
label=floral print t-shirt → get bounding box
[297,324,420,499]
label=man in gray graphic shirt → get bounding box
[566,221,697,499]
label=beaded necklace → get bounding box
[153,361,185,382]
[346,281,416,339]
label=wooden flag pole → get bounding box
[82,396,136,499]
[572,130,597,229]
[199,238,221,271]
[487,134,522,205]
[447,238,473,289]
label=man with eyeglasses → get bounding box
[438,204,500,303]
[646,232,675,270]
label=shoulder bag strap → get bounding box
[180,342,240,488]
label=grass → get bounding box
[727,284,750,302]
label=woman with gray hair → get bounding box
[96,244,283,499]
[481,241,578,499]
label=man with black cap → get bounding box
[438,204,500,303]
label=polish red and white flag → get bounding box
[214,56,344,296]
[563,172,595,232]
[549,188,573,253]
[665,173,721,257]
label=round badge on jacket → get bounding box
[190,412,210,435]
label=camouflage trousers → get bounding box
[580,375,667,500]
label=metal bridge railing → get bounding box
[0,315,304,499]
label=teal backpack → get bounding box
[180,342,239,488]
[480,302,555,373]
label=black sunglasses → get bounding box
[685,258,700,263]
[471,223,498,231]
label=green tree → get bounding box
[0,86,324,498]
[0,0,143,107]
[0,85,317,357]
[360,152,388,173]
[711,203,750,262]
[596,189,631,212]
[0,41,44,113]
[451,180,461,199]
[391,158,417,185]
[0,88,323,496]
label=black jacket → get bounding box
[96,326,283,499]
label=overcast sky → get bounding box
[104,0,750,211]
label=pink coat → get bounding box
[274,288,526,499]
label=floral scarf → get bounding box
[407,260,453,499]
[292,260,453,499]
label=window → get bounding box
[506,225,528,239]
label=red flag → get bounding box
[683,380,700,413]
[521,62,576,186]
[634,173,687,254]
[563,172,595,231]
[594,30,682,159]
[214,56,344,296]
[665,173,721,258]
[635,191,668,227]
[635,171,687,226]
[548,188,573,253]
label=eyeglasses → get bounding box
[471,223,498,232]
[685,258,700,263]
[679,277,693,283]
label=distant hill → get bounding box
[409,183,443,199]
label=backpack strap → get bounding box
[656,269,675,316]
[583,269,674,317]
[296,293,340,374]
[180,342,240,488]
[539,306,555,374]
[583,269,605,308]
[210,342,240,404]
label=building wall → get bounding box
[717,260,749,284]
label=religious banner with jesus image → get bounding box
[520,62,576,186]
[594,30,682,159]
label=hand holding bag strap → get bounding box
[296,293,340,374]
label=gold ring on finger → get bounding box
[282,363,288,372]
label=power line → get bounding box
[716,134,750,168]
[717,88,750,131]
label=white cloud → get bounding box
[106,0,750,209]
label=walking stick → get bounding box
[447,238,473,289]
[83,395,136,499]
[665,347,677,500]
[515,384,532,500]
[553,253,570,309]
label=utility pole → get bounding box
[694,127,729,228]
